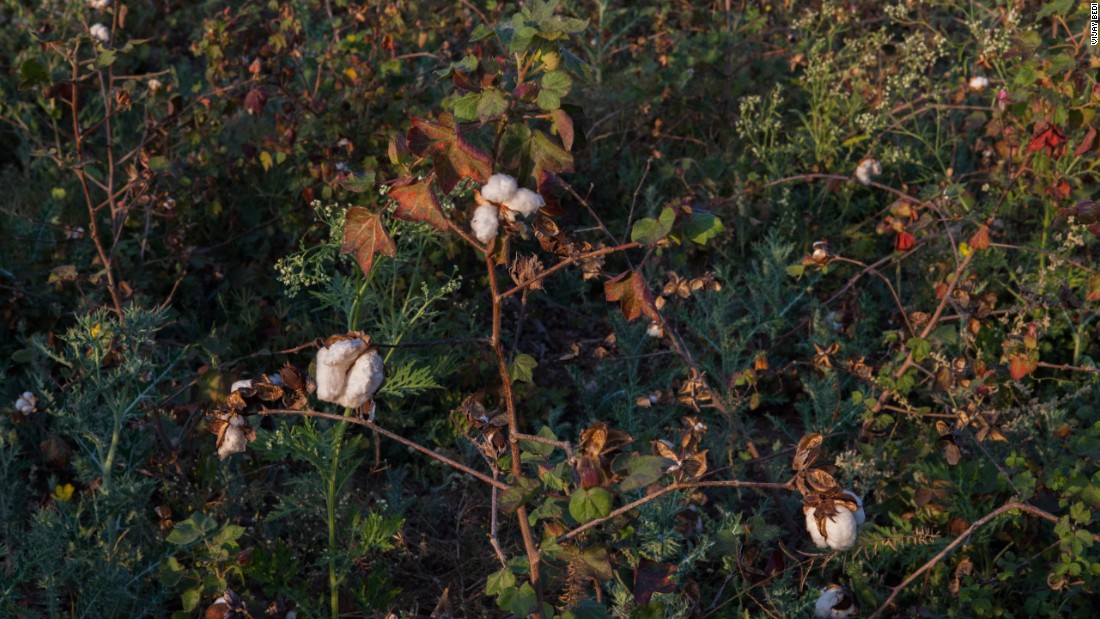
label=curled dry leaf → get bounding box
[806,468,839,494]
[792,433,823,471]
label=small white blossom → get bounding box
[502,188,545,219]
[815,585,859,618]
[968,76,990,91]
[481,173,518,204]
[854,158,882,186]
[805,505,859,551]
[471,203,500,244]
[335,349,384,410]
[315,339,366,403]
[89,23,110,43]
[88,0,111,10]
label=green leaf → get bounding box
[630,207,675,245]
[452,92,481,122]
[569,487,612,523]
[619,455,673,491]
[500,477,540,513]
[1037,0,1074,18]
[470,23,495,42]
[786,263,805,278]
[181,588,201,612]
[509,353,538,384]
[96,49,117,69]
[339,170,376,193]
[147,156,171,172]
[521,425,558,457]
[212,524,246,547]
[485,567,516,595]
[907,337,932,362]
[18,58,49,89]
[537,70,573,110]
[157,556,184,587]
[682,210,725,245]
[477,89,508,121]
[509,25,539,54]
[497,581,538,617]
[259,151,273,172]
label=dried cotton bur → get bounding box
[314,332,384,412]
[209,364,315,460]
[792,433,867,551]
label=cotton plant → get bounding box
[470,173,546,243]
[314,334,384,410]
[791,434,868,552]
[968,75,990,91]
[14,391,37,415]
[89,23,110,43]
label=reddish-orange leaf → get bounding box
[1007,354,1037,380]
[895,230,915,251]
[388,177,450,232]
[551,108,575,152]
[605,270,660,322]
[1027,122,1066,157]
[969,225,991,250]
[1088,274,1100,302]
[634,560,677,605]
[407,114,492,192]
[1075,126,1097,157]
[340,207,395,277]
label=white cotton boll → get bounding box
[968,76,990,91]
[471,203,500,244]
[480,174,518,204]
[335,349,384,410]
[22,391,35,401]
[218,425,248,459]
[147,78,163,93]
[805,506,859,551]
[502,188,545,218]
[88,0,112,10]
[230,379,253,392]
[89,23,110,43]
[646,321,663,338]
[842,490,866,526]
[316,339,367,403]
[854,158,881,186]
[815,585,858,618]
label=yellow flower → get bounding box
[52,483,75,502]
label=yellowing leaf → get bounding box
[340,207,395,277]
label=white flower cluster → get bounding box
[470,174,545,244]
[315,337,384,410]
[854,158,882,186]
[89,23,110,43]
[805,490,866,551]
[14,391,37,414]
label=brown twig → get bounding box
[868,501,1100,618]
[498,242,640,300]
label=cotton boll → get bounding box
[230,379,253,392]
[471,203,500,244]
[335,349,384,409]
[88,0,112,10]
[503,188,545,218]
[646,321,663,338]
[90,23,110,43]
[968,76,990,91]
[841,490,866,526]
[316,338,367,403]
[805,505,859,550]
[815,585,859,618]
[218,425,248,459]
[480,174,518,204]
[855,158,882,186]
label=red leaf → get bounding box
[388,177,450,232]
[551,108,574,152]
[243,87,267,116]
[340,207,395,277]
[1007,354,1037,380]
[634,560,677,605]
[1027,122,1066,157]
[895,230,915,251]
[407,114,492,193]
[605,271,659,322]
[1074,126,1096,158]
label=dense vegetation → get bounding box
[2,1,1099,617]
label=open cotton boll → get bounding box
[805,506,859,551]
[88,0,112,10]
[503,188,545,218]
[316,338,367,403]
[815,585,859,618]
[471,203,500,244]
[335,349,384,409]
[90,23,110,43]
[481,174,518,204]
[854,158,882,186]
[218,425,248,459]
[968,76,990,91]
[230,379,253,392]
